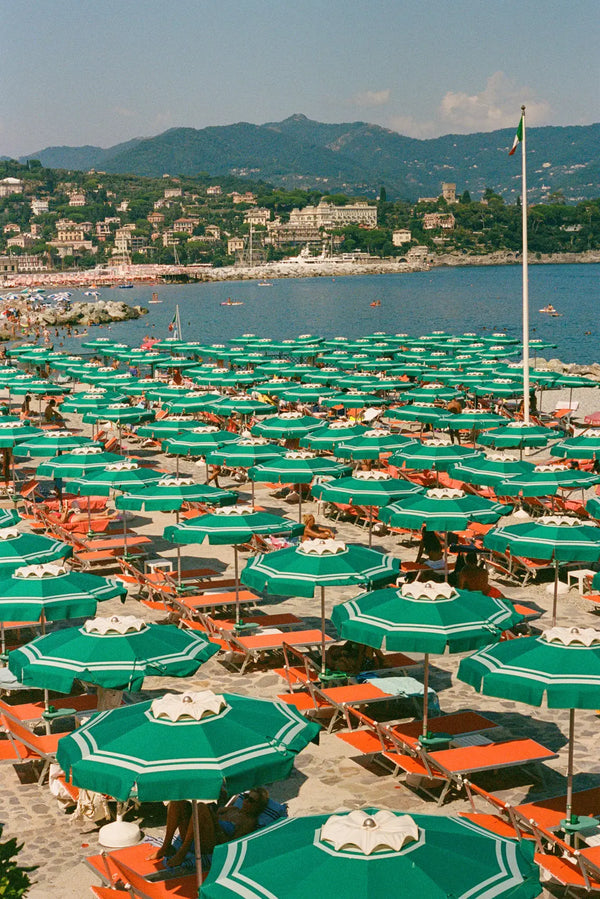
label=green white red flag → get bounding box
[508,115,524,155]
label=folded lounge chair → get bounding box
[0,702,71,783]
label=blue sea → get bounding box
[61,263,600,364]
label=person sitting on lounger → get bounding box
[458,552,490,593]
[416,527,445,575]
[302,514,334,541]
[326,641,386,675]
[149,788,269,868]
[44,399,65,426]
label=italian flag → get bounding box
[508,115,523,155]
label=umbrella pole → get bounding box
[552,559,559,627]
[176,511,182,584]
[320,586,327,674]
[421,653,430,738]
[566,707,576,828]
[368,509,373,547]
[251,479,255,509]
[234,545,240,625]
[122,508,128,558]
[444,530,449,583]
[298,484,302,524]
[191,799,203,891]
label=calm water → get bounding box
[62,263,600,364]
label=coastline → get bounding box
[1,251,599,291]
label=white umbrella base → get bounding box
[98,819,142,849]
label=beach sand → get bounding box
[3,387,600,897]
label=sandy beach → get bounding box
[2,385,600,898]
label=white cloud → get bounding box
[352,89,391,108]
[386,114,438,140]
[439,72,551,132]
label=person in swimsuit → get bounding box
[149,788,269,868]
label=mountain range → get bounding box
[15,114,600,203]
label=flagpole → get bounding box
[520,105,530,425]
[176,304,183,341]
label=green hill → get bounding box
[21,115,600,203]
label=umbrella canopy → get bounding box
[241,538,400,599]
[207,396,274,417]
[37,447,125,479]
[484,515,600,624]
[60,391,126,412]
[551,430,600,460]
[0,527,71,574]
[164,393,223,414]
[164,506,304,546]
[249,451,352,485]
[0,420,43,447]
[459,625,600,823]
[478,423,561,450]
[333,581,522,656]
[390,439,481,473]
[447,454,535,487]
[202,807,540,899]
[9,614,218,693]
[115,476,237,512]
[135,418,201,439]
[67,460,163,496]
[300,421,368,452]
[252,413,324,439]
[56,689,320,802]
[162,427,239,457]
[336,429,415,461]
[497,463,600,497]
[0,561,116,623]
[206,437,286,469]
[82,404,155,426]
[16,431,101,457]
[380,487,511,532]
[312,470,421,506]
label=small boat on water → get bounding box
[539,304,561,316]
[148,292,162,304]
[117,283,134,289]
[370,300,381,307]
[258,281,273,287]
[221,298,244,307]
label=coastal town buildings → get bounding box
[0,177,23,197]
[422,212,456,230]
[392,229,412,246]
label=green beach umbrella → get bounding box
[459,625,600,826]
[380,486,511,579]
[333,579,523,736]
[249,451,352,521]
[116,475,236,512]
[68,460,162,496]
[0,420,43,447]
[484,515,600,624]
[57,688,320,885]
[242,538,400,670]
[0,527,71,575]
[207,396,274,418]
[82,403,155,426]
[135,417,201,439]
[312,469,422,545]
[336,429,415,461]
[206,436,285,470]
[164,504,304,622]
[551,430,600,460]
[447,454,535,487]
[403,385,462,403]
[321,392,388,409]
[16,431,101,457]
[9,614,218,693]
[386,404,447,427]
[390,439,481,474]
[300,421,368,452]
[164,393,223,414]
[252,412,324,439]
[60,391,126,412]
[497,463,600,498]
[9,380,67,397]
[37,446,125,479]
[57,688,320,803]
[0,561,123,625]
[163,426,239,461]
[471,379,524,398]
[478,423,561,455]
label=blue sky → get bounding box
[1,0,598,157]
